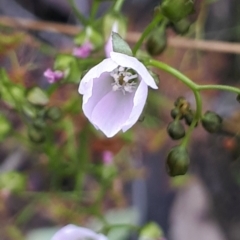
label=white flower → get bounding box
[51,224,108,240]
[79,52,158,138]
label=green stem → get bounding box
[147,59,198,90]
[147,59,202,147]
[197,84,240,95]
[68,0,88,26]
[113,0,125,12]
[132,14,163,56]
[90,0,100,23]
[181,90,202,147]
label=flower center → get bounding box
[110,66,139,94]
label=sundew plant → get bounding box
[1,0,240,239]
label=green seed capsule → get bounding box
[172,18,191,35]
[184,111,198,127]
[167,120,185,140]
[201,111,222,133]
[170,108,183,120]
[146,27,167,56]
[161,0,195,22]
[166,146,190,176]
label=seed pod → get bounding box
[167,120,185,140]
[172,18,191,35]
[201,111,222,133]
[166,145,190,176]
[184,110,198,127]
[161,0,195,22]
[146,27,167,56]
[170,108,183,120]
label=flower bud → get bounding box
[201,111,222,133]
[161,0,194,22]
[167,120,185,140]
[28,126,45,143]
[184,110,198,127]
[170,108,183,120]
[166,146,190,176]
[146,27,167,56]
[172,18,191,35]
[45,107,62,121]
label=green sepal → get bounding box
[112,32,133,56]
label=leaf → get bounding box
[112,32,133,56]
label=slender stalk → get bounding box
[181,90,202,147]
[147,59,198,90]
[113,0,125,12]
[90,0,100,23]
[197,84,240,95]
[68,0,88,26]
[132,14,163,56]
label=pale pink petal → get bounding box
[51,224,108,240]
[122,80,148,131]
[104,37,112,58]
[110,52,158,89]
[79,58,118,104]
[73,42,93,58]
[83,72,113,118]
[91,90,135,137]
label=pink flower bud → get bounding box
[72,42,93,58]
[43,68,64,84]
[103,151,114,165]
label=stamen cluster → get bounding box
[111,66,138,94]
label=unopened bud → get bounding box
[184,111,198,127]
[161,0,194,22]
[172,18,191,35]
[146,27,167,56]
[171,108,182,120]
[167,120,185,140]
[201,111,222,133]
[166,146,190,176]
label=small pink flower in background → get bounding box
[79,51,158,138]
[103,150,114,165]
[43,68,64,84]
[51,224,108,240]
[73,42,93,58]
[105,22,118,58]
